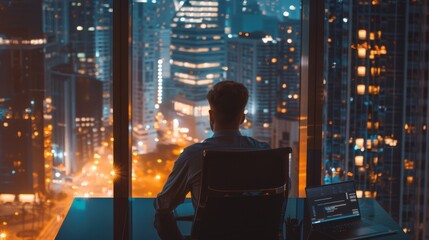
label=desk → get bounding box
[286,198,409,240]
[56,198,409,240]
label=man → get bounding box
[154,81,270,239]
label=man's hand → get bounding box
[154,210,185,240]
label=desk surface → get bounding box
[56,198,409,240]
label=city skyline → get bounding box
[0,0,428,239]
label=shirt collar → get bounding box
[212,129,242,138]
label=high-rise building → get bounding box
[277,18,300,121]
[43,0,70,45]
[131,0,158,153]
[69,0,112,127]
[223,0,279,37]
[170,0,225,140]
[257,0,300,21]
[323,1,429,239]
[226,32,280,143]
[271,16,301,197]
[50,63,103,174]
[156,0,176,30]
[158,28,171,105]
[0,0,63,194]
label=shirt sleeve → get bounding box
[154,151,191,212]
[153,151,192,240]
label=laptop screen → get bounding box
[306,181,360,225]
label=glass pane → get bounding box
[323,1,428,239]
[131,0,303,193]
[131,0,303,238]
[0,0,113,239]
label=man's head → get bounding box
[206,81,248,131]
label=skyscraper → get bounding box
[0,0,63,194]
[69,0,112,127]
[323,1,429,239]
[43,0,70,45]
[50,63,103,173]
[226,32,280,143]
[270,16,301,197]
[132,0,158,153]
[170,0,225,140]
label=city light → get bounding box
[0,1,425,239]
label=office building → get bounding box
[170,0,225,140]
[257,0,300,21]
[0,0,63,194]
[69,0,112,127]
[323,1,429,238]
[131,0,158,153]
[226,32,280,143]
[236,0,279,37]
[50,64,103,174]
[270,17,301,197]
[43,0,70,45]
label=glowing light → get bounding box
[355,156,364,167]
[357,66,366,77]
[356,190,363,198]
[358,29,367,40]
[356,84,366,95]
[358,47,366,58]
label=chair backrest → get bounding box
[191,147,291,240]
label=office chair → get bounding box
[190,147,291,240]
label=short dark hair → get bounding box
[206,81,248,124]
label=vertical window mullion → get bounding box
[113,0,132,239]
[300,0,324,191]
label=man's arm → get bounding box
[154,153,191,239]
[154,208,184,240]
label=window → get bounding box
[323,1,429,238]
[0,1,426,239]
[0,0,114,239]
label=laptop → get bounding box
[305,181,397,240]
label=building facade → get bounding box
[323,1,429,239]
[170,0,225,140]
[226,32,280,143]
[0,0,63,194]
[132,0,159,153]
[69,0,112,127]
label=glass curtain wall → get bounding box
[0,0,114,239]
[323,1,429,239]
[130,0,304,201]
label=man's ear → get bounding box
[239,113,245,124]
[209,109,215,122]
